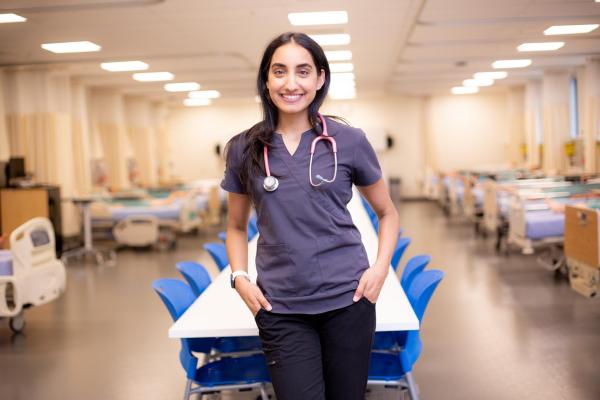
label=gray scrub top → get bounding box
[221,117,382,314]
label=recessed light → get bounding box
[544,24,599,35]
[0,13,26,23]
[184,98,211,107]
[309,34,351,46]
[101,61,148,72]
[165,82,200,92]
[288,11,348,26]
[133,72,174,82]
[474,71,508,80]
[517,42,564,52]
[329,63,354,73]
[329,86,356,100]
[188,90,221,99]
[492,59,531,69]
[451,86,479,95]
[331,72,355,82]
[463,78,494,87]
[325,50,353,61]
[41,41,101,53]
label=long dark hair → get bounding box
[224,32,331,196]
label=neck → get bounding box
[276,110,312,136]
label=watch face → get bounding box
[230,274,235,288]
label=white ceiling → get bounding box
[0,0,599,102]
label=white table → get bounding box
[169,188,419,338]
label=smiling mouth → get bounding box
[280,93,304,103]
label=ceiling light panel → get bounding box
[101,61,148,72]
[517,42,564,52]
[309,34,351,46]
[165,82,200,92]
[329,63,354,73]
[492,59,532,69]
[0,13,26,23]
[474,71,508,80]
[463,78,494,87]
[544,24,599,35]
[325,50,352,61]
[188,90,221,99]
[41,41,101,53]
[184,98,211,107]
[451,86,479,95]
[288,11,348,26]
[133,72,174,82]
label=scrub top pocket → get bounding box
[256,243,320,297]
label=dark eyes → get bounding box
[272,69,311,77]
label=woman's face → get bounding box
[266,41,325,118]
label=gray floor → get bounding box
[1,201,599,400]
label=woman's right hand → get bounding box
[235,277,272,316]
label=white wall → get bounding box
[167,95,426,197]
[426,92,510,172]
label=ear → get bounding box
[317,69,326,90]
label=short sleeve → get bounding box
[352,130,382,186]
[220,135,248,194]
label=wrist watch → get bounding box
[230,270,250,289]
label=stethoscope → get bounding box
[263,113,337,192]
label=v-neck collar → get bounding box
[273,128,315,159]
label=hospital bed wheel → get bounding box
[95,252,104,265]
[9,312,25,333]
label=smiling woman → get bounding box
[220,32,400,400]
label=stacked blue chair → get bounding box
[368,269,444,400]
[360,195,404,236]
[203,242,229,271]
[391,237,411,272]
[175,261,263,356]
[176,261,212,297]
[372,254,431,353]
[152,278,270,400]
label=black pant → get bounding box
[254,297,376,400]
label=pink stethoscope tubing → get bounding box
[263,113,337,191]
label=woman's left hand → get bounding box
[353,265,387,303]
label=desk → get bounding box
[169,188,419,338]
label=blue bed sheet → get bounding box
[525,210,564,239]
[0,250,12,276]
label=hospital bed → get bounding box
[0,217,66,333]
[92,191,205,249]
[506,183,600,256]
[564,202,600,298]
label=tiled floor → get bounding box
[1,201,599,400]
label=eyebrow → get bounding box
[271,63,313,70]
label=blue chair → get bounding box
[203,242,229,271]
[218,231,227,242]
[368,269,444,400]
[152,278,215,355]
[372,255,431,352]
[176,261,212,297]
[400,255,431,293]
[391,237,411,272]
[174,263,263,356]
[218,216,258,243]
[152,278,270,400]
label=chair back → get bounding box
[152,278,212,377]
[400,255,431,292]
[391,237,411,271]
[402,269,444,371]
[203,242,229,271]
[176,261,212,297]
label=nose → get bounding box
[284,74,298,91]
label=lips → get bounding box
[279,93,304,103]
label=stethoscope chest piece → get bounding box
[263,175,279,192]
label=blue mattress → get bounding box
[473,187,484,207]
[109,202,181,221]
[0,250,13,276]
[195,195,208,211]
[525,210,565,239]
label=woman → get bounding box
[221,32,400,400]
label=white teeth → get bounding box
[282,94,302,101]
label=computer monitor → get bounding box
[7,157,25,180]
